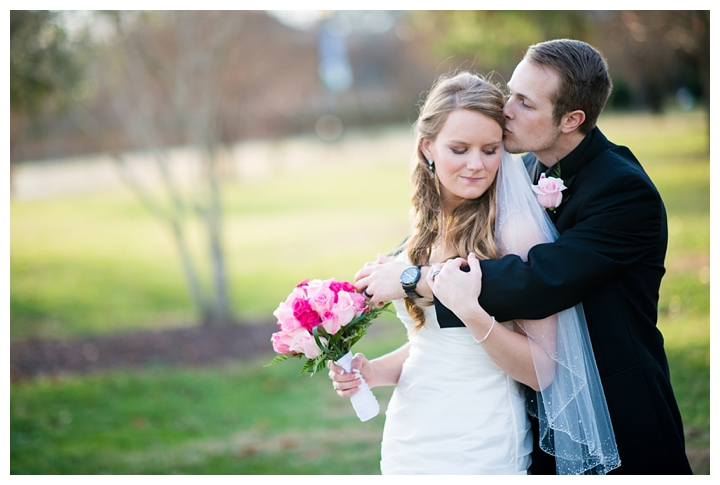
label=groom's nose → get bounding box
[503,100,514,119]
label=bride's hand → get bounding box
[354,253,406,306]
[328,353,374,398]
[428,253,484,321]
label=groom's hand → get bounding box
[354,253,407,306]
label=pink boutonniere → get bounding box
[532,173,567,211]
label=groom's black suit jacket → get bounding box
[435,127,692,474]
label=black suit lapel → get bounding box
[523,128,610,226]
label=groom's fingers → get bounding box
[354,258,380,282]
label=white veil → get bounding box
[495,149,621,474]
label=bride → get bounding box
[328,71,620,474]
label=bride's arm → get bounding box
[431,212,557,391]
[328,342,410,397]
[446,288,556,392]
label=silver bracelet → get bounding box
[473,316,496,344]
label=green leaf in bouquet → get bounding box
[264,353,302,367]
[312,325,333,356]
[298,358,316,376]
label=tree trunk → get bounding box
[204,147,232,326]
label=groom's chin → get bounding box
[503,144,525,155]
[502,137,523,155]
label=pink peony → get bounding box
[532,173,567,210]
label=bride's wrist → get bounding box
[461,305,494,339]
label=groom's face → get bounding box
[503,59,563,164]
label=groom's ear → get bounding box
[560,110,586,134]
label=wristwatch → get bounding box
[400,265,422,298]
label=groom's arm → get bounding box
[436,163,665,324]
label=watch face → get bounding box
[401,266,421,285]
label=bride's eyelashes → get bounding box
[449,148,499,156]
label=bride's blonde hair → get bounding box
[404,71,505,329]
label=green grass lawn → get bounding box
[10,111,710,473]
[10,316,407,475]
[10,134,414,339]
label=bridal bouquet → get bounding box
[267,278,391,421]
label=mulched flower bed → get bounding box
[10,322,279,380]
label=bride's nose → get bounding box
[467,154,485,171]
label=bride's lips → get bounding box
[462,176,483,183]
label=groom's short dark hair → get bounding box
[525,39,612,135]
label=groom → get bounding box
[433,39,692,474]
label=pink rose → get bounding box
[271,328,298,354]
[277,316,302,333]
[532,173,567,210]
[332,291,358,328]
[329,281,356,301]
[289,329,323,359]
[273,300,294,324]
[304,278,331,299]
[321,310,340,334]
[311,288,335,314]
[281,287,306,308]
[293,298,321,330]
[349,292,367,313]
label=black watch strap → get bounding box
[405,288,420,298]
[401,265,423,299]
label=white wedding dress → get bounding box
[380,289,532,475]
[378,151,620,474]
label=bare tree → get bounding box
[61,10,331,328]
[95,11,250,326]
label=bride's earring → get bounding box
[428,158,435,179]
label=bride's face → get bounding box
[421,109,503,214]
